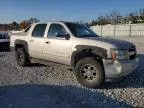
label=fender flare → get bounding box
[14,39,29,55]
[71,45,107,67]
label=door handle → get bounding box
[45,41,50,44]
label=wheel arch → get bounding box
[71,45,107,68]
[14,39,29,56]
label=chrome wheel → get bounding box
[80,64,97,81]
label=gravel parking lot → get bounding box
[0,37,144,108]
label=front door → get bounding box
[43,23,73,65]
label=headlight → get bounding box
[111,48,129,60]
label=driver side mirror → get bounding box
[56,33,70,40]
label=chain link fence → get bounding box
[91,24,144,37]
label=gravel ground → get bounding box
[0,38,144,108]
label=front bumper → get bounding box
[103,57,139,81]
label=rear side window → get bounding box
[32,24,47,37]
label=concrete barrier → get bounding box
[91,24,144,37]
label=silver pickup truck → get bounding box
[10,21,139,88]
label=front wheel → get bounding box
[75,57,104,88]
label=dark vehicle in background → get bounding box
[0,32,9,51]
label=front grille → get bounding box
[129,45,136,60]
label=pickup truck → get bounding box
[10,21,139,88]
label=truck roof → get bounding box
[33,21,76,24]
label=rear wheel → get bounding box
[15,47,30,66]
[75,57,104,88]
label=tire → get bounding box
[75,57,104,88]
[15,47,30,66]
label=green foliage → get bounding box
[10,21,19,30]
[129,13,138,24]
[140,16,144,23]
[90,20,98,26]
[97,16,110,25]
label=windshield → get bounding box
[65,22,99,37]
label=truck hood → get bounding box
[83,36,135,50]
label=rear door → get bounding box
[28,24,47,59]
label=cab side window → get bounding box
[48,24,67,38]
[32,24,47,37]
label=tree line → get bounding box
[0,18,39,31]
[89,8,144,26]
[10,18,39,30]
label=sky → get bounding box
[0,0,144,23]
